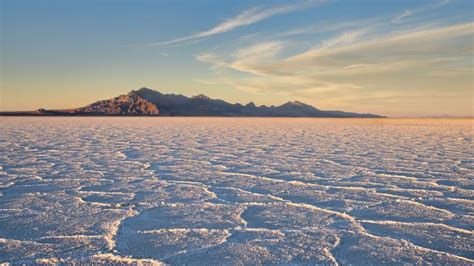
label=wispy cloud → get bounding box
[275,0,453,39]
[196,22,473,115]
[143,1,323,46]
[287,23,473,63]
[317,29,369,50]
[392,10,412,23]
[275,18,380,37]
[392,0,451,23]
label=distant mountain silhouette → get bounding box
[0,87,384,117]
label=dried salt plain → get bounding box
[0,117,473,265]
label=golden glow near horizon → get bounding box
[1,0,473,117]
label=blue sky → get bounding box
[1,0,473,116]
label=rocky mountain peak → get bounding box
[74,93,159,115]
[192,94,210,100]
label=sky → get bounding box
[1,0,473,117]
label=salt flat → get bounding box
[0,117,472,265]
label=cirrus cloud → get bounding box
[143,0,324,47]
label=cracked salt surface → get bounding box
[0,117,473,265]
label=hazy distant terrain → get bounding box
[0,117,472,264]
[0,88,383,118]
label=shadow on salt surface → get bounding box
[117,203,245,233]
[249,182,389,213]
[115,203,242,260]
[361,221,474,259]
[0,190,130,263]
[112,187,357,264]
[348,199,454,223]
[119,149,143,159]
[131,183,217,206]
[81,192,135,205]
[1,183,67,195]
[332,231,470,265]
[164,230,339,265]
[241,203,354,231]
[421,198,474,218]
[117,228,232,260]
[0,235,109,263]
[208,187,280,204]
[437,179,474,190]
[114,202,341,265]
[0,192,127,241]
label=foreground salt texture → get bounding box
[0,117,472,265]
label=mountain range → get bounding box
[0,87,384,118]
